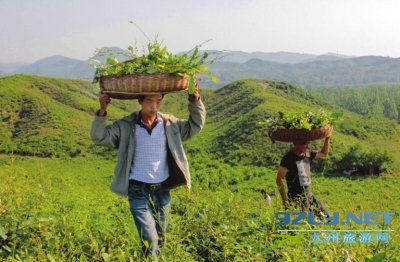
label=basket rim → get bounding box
[98,72,190,100]
[269,124,332,132]
[101,89,187,96]
[268,124,333,143]
[99,72,190,80]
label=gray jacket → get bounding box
[90,99,206,197]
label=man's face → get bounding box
[139,94,163,116]
[295,141,311,153]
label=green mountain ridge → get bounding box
[1,74,399,174]
[0,75,131,157]
[189,79,400,174]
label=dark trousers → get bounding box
[288,189,329,217]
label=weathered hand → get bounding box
[99,92,111,111]
[189,83,201,101]
[325,130,333,140]
[193,86,200,98]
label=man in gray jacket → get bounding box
[90,89,205,257]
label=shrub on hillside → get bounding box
[337,144,394,175]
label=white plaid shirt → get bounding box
[128,113,169,183]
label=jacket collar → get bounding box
[121,111,169,125]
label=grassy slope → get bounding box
[0,74,133,157]
[2,74,399,168]
[1,74,400,189]
[186,79,400,175]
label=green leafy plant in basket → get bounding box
[92,22,218,94]
[260,109,343,143]
[264,109,343,132]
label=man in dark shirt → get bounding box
[276,136,331,215]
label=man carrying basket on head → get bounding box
[90,87,205,257]
[276,135,331,217]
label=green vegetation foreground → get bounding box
[1,156,399,261]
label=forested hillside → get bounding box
[308,85,400,122]
[1,75,399,175]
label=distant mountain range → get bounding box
[1,48,399,87]
[205,55,400,87]
[200,50,353,64]
[0,62,27,75]
[0,47,129,81]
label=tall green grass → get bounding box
[1,155,399,261]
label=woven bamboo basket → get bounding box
[99,73,189,99]
[268,124,333,143]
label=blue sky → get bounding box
[1,0,400,63]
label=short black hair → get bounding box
[138,94,165,101]
[293,140,311,146]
